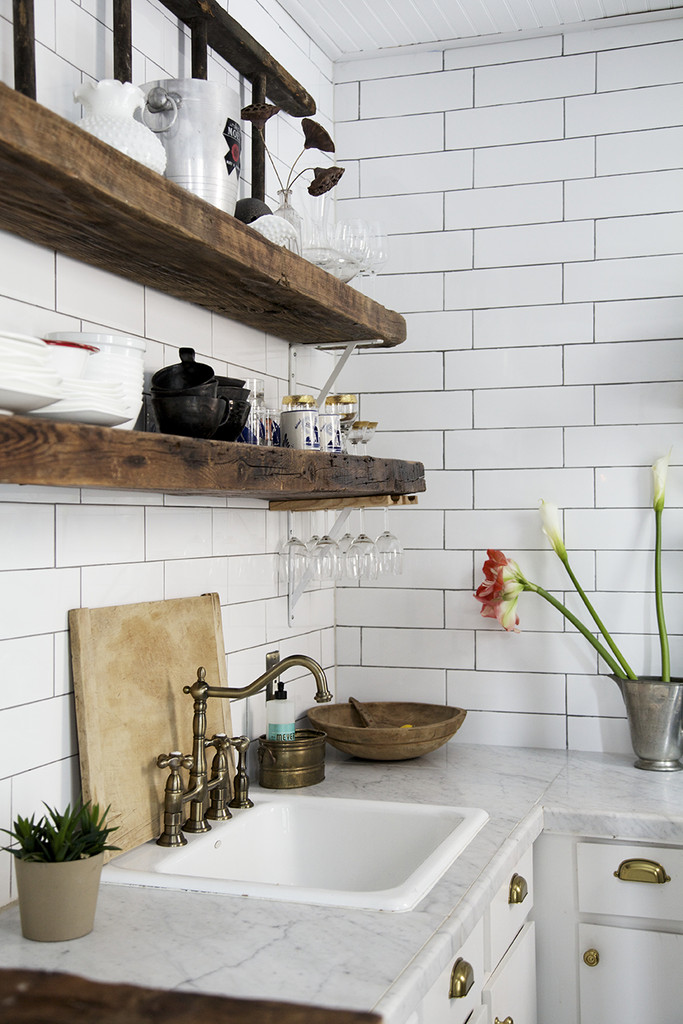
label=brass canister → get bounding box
[257,729,326,789]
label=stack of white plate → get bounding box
[0,331,63,413]
[31,377,131,427]
[45,332,145,430]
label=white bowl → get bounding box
[45,332,146,356]
[44,339,99,379]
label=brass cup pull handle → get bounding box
[494,1018,514,1024]
[614,858,671,884]
[449,957,474,999]
[583,948,600,967]
[508,872,528,905]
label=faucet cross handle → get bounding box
[156,751,194,848]
[205,733,232,822]
[157,751,193,772]
[228,735,254,809]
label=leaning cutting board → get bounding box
[69,593,234,859]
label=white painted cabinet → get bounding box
[534,833,683,1024]
[418,849,535,1024]
[578,922,683,1024]
[483,921,536,1024]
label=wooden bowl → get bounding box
[306,702,467,761]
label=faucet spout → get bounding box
[205,654,333,704]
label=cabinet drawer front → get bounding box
[487,845,534,970]
[577,842,683,921]
[483,921,537,1024]
[579,922,683,1024]
[419,919,484,1024]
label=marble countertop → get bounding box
[1,743,682,1023]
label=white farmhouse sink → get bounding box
[102,794,488,912]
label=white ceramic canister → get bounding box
[140,79,241,215]
[318,412,342,452]
[280,395,320,451]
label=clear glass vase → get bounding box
[274,189,302,254]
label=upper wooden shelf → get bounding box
[0,84,406,349]
[0,416,425,503]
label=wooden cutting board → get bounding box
[69,593,234,859]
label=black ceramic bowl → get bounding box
[212,398,251,442]
[151,394,229,438]
[216,383,250,403]
[151,379,218,398]
[151,347,215,392]
[215,374,247,390]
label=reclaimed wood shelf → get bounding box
[0,968,381,1024]
[0,84,406,349]
[0,415,425,503]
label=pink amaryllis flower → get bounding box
[475,549,528,631]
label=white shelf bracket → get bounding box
[316,341,357,407]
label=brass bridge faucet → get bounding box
[156,655,332,846]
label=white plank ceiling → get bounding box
[281,0,683,59]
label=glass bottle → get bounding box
[273,189,302,254]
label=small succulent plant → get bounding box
[2,800,119,862]
[241,104,345,197]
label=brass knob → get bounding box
[508,872,528,905]
[614,858,670,884]
[449,957,474,999]
[583,948,600,967]
[494,1018,514,1024]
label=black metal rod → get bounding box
[251,73,266,203]
[113,0,132,84]
[12,0,36,100]
[190,17,208,80]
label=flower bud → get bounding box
[539,500,567,560]
[652,450,671,512]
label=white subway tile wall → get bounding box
[0,0,338,909]
[333,15,683,764]
[0,1,681,911]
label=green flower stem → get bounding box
[525,582,628,679]
[559,558,637,679]
[655,507,671,682]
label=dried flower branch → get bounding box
[240,107,343,197]
[308,166,345,196]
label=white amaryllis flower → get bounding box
[652,450,671,512]
[539,500,566,560]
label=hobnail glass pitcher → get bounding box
[74,79,166,175]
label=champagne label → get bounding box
[223,118,241,178]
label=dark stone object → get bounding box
[234,197,272,224]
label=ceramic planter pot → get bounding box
[15,852,104,941]
[611,675,683,772]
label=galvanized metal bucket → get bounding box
[257,729,326,789]
[141,79,241,214]
[612,675,683,771]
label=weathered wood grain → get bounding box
[159,0,316,115]
[0,84,406,348]
[0,969,381,1024]
[0,415,426,501]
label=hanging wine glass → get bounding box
[346,507,378,581]
[310,511,341,581]
[376,507,403,575]
[277,513,308,588]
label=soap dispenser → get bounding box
[266,681,296,741]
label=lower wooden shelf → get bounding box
[0,415,425,502]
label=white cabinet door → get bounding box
[482,921,536,1024]
[487,846,534,971]
[419,919,485,1024]
[579,922,683,1024]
